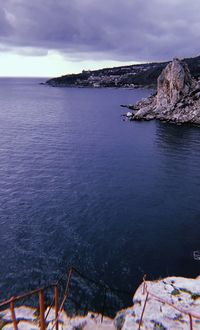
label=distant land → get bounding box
[46,55,200,88]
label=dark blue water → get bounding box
[0,78,200,305]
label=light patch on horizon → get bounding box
[0,51,137,77]
[0,51,79,77]
[0,0,200,77]
[0,0,199,77]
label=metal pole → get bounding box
[10,298,18,330]
[142,275,147,295]
[50,268,74,330]
[189,314,193,330]
[101,288,107,323]
[138,292,149,330]
[54,286,59,330]
[39,289,46,330]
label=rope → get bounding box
[50,267,73,330]
[44,294,55,321]
[0,265,133,329]
[72,267,132,295]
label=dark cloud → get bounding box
[0,6,13,37]
[0,0,199,62]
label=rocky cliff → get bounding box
[114,275,200,329]
[127,58,200,125]
[1,275,200,329]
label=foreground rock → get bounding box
[115,275,200,329]
[127,58,200,125]
[0,306,114,330]
[1,276,200,329]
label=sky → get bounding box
[0,0,199,77]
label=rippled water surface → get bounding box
[0,78,200,306]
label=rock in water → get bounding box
[131,58,200,124]
[157,58,195,109]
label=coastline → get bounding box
[1,275,200,329]
[123,58,200,126]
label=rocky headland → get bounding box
[125,58,200,125]
[45,55,200,89]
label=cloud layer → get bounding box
[0,0,199,62]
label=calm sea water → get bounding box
[0,78,200,309]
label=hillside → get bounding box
[46,55,200,88]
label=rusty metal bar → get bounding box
[54,285,59,330]
[51,267,74,330]
[142,275,147,295]
[45,283,61,322]
[39,289,46,330]
[189,314,193,330]
[138,292,149,330]
[0,284,54,308]
[58,267,73,311]
[44,297,55,322]
[51,267,74,329]
[10,298,18,330]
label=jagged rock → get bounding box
[2,275,200,329]
[127,58,200,125]
[64,313,115,330]
[2,321,39,330]
[114,275,200,330]
[156,58,195,109]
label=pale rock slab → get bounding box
[0,306,37,322]
[114,276,200,329]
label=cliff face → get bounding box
[156,58,195,109]
[114,275,200,329]
[128,58,200,125]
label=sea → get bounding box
[0,78,200,313]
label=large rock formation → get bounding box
[156,58,195,109]
[127,58,200,125]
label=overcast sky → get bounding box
[0,0,199,77]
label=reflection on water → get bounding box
[153,121,200,278]
[156,121,200,150]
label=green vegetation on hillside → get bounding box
[46,55,200,88]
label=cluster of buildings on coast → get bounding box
[46,62,164,88]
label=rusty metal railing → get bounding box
[0,266,132,329]
[0,283,59,330]
[0,266,75,330]
[3,268,200,329]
